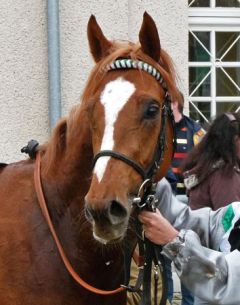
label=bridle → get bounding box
[93,58,175,198]
[92,59,175,305]
[93,95,172,182]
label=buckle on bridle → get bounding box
[132,179,158,211]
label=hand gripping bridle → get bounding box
[93,59,176,305]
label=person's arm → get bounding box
[163,229,240,305]
[139,208,240,305]
[153,178,236,250]
[139,178,240,304]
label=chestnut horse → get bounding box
[0,12,179,305]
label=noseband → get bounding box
[92,59,174,184]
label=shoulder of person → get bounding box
[183,116,205,145]
[183,115,202,132]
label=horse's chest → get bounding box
[0,220,126,305]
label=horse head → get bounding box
[84,12,179,245]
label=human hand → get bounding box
[138,209,179,245]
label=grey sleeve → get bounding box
[156,178,227,250]
[162,230,240,305]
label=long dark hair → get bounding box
[182,112,240,181]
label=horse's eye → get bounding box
[143,102,160,119]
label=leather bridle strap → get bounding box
[145,94,173,179]
[34,152,125,295]
[93,150,146,180]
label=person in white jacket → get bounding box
[138,178,240,305]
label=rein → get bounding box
[34,152,125,295]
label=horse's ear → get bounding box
[87,15,112,62]
[139,12,161,62]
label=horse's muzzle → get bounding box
[85,199,128,225]
[84,199,130,243]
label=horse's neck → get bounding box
[38,107,128,292]
[41,105,93,214]
[39,155,125,292]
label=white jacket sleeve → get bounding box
[162,230,240,305]
[155,178,240,305]
[156,178,240,250]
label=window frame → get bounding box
[188,6,240,122]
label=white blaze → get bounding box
[94,77,136,182]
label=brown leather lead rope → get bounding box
[34,152,125,295]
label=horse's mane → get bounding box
[82,40,181,106]
[40,117,68,176]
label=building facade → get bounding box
[4,1,240,162]
[0,0,188,162]
[188,0,240,124]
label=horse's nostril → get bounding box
[109,200,128,221]
[85,200,128,225]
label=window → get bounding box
[188,0,240,124]
[189,0,240,7]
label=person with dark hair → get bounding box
[182,112,240,211]
[181,112,240,305]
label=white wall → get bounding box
[0,1,49,162]
[0,0,188,163]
